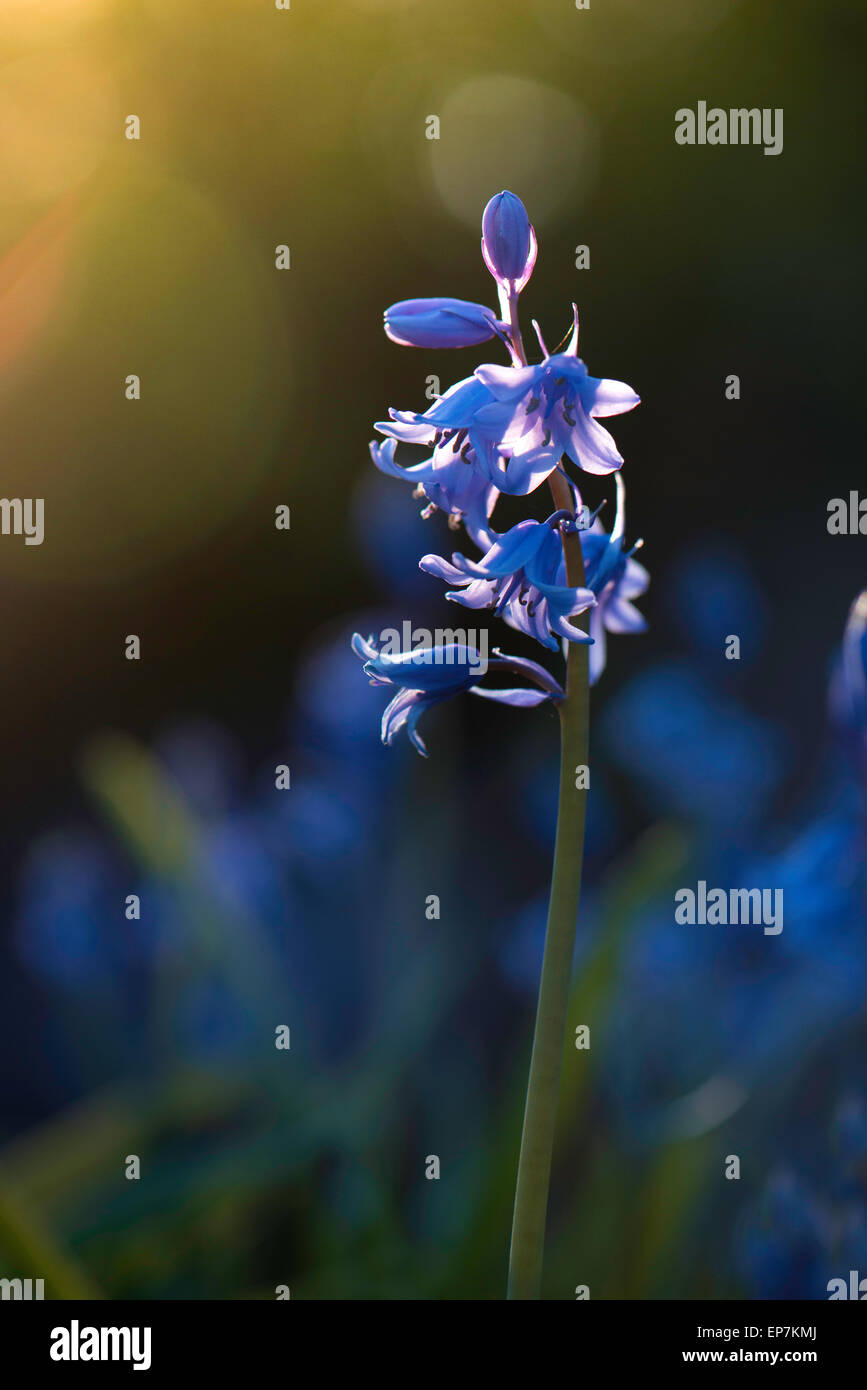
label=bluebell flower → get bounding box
[580,475,649,682]
[481,190,536,291]
[471,308,640,477]
[352,633,563,756]
[359,189,648,759]
[370,435,498,547]
[419,512,595,652]
[373,376,561,544]
[383,297,506,349]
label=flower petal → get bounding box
[474,362,539,401]
[566,408,624,475]
[604,597,648,635]
[470,686,553,707]
[583,376,641,418]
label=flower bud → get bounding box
[383,297,502,349]
[481,190,536,289]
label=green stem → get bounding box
[506,415,591,1300]
[502,287,591,1298]
[507,595,590,1299]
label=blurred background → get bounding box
[0,0,864,1299]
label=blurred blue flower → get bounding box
[293,614,399,760]
[601,660,786,829]
[736,1170,830,1299]
[665,538,767,667]
[602,803,867,1145]
[499,889,601,994]
[15,830,147,988]
[353,471,446,600]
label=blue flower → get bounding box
[352,633,563,756]
[481,190,536,290]
[357,191,648,752]
[472,308,639,476]
[383,297,506,349]
[373,376,561,544]
[580,474,649,683]
[420,513,595,652]
[370,435,498,548]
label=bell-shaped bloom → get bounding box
[473,307,639,476]
[383,297,506,349]
[481,190,536,291]
[420,513,596,652]
[374,376,565,543]
[580,474,649,683]
[352,633,563,756]
[370,436,497,548]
